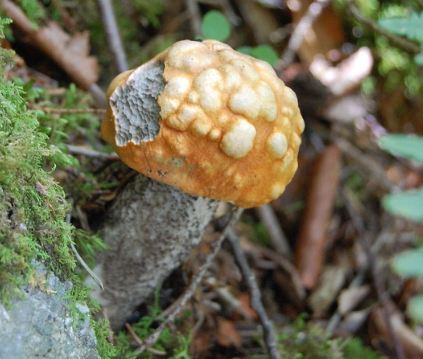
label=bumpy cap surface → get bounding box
[101,40,304,208]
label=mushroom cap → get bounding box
[101,40,304,208]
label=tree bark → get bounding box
[89,175,218,329]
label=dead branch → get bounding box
[227,229,281,359]
[295,145,341,289]
[256,204,291,257]
[66,145,119,160]
[97,0,128,72]
[31,106,106,114]
[185,0,202,37]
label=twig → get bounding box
[88,83,107,108]
[279,0,330,68]
[185,0,202,37]
[132,207,243,355]
[31,106,106,114]
[256,204,292,257]
[335,137,394,191]
[347,0,420,54]
[65,214,104,290]
[70,241,104,290]
[365,234,406,359]
[336,192,406,358]
[125,324,166,356]
[227,229,281,359]
[97,0,128,72]
[66,145,119,160]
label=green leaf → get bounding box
[408,295,423,323]
[392,248,423,277]
[379,12,423,43]
[383,188,423,222]
[415,51,423,65]
[379,134,423,163]
[251,45,279,66]
[237,46,253,55]
[201,10,231,41]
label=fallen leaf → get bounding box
[338,285,370,316]
[216,318,242,348]
[2,1,99,89]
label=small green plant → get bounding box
[200,10,279,66]
[201,10,231,42]
[379,12,423,65]
[272,316,385,359]
[115,289,191,358]
[379,133,423,323]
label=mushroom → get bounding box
[93,40,304,329]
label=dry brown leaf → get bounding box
[295,145,342,289]
[238,292,259,321]
[216,318,242,348]
[370,305,423,358]
[2,0,99,89]
[338,285,370,316]
[308,265,349,317]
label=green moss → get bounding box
[0,17,116,357]
[0,37,75,303]
[92,318,118,359]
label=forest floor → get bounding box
[1,0,423,358]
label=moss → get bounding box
[0,38,75,303]
[0,17,116,357]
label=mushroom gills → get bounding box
[110,61,165,146]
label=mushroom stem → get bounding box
[89,176,218,329]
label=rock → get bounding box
[0,264,99,359]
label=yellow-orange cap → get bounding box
[101,40,304,208]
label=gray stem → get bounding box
[89,176,218,329]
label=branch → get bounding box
[31,106,106,114]
[185,0,202,37]
[227,229,281,359]
[256,204,291,257]
[97,0,128,72]
[132,207,243,355]
[66,145,119,160]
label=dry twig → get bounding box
[256,204,291,257]
[185,0,202,37]
[97,0,128,72]
[227,229,281,359]
[31,106,106,114]
[66,145,119,160]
